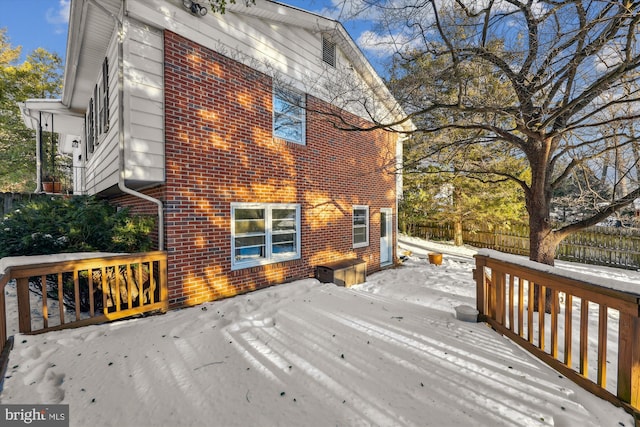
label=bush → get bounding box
[0,195,155,257]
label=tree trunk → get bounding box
[529,220,557,265]
[529,201,559,313]
[615,138,629,198]
[453,220,463,246]
[528,154,558,313]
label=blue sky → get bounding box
[0,0,71,60]
[0,0,385,70]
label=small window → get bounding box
[353,205,369,248]
[322,35,336,67]
[86,98,95,153]
[85,57,109,157]
[232,203,301,269]
[273,87,305,145]
[100,57,109,133]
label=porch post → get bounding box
[473,255,487,321]
[618,308,640,414]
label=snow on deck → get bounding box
[0,249,632,427]
[0,252,123,278]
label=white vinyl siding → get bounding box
[123,20,165,184]
[125,0,394,123]
[85,58,109,156]
[84,37,119,194]
[353,205,369,248]
[83,19,164,195]
[231,203,301,270]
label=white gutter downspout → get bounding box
[86,0,164,250]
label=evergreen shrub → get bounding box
[0,195,155,257]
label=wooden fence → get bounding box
[408,222,640,269]
[0,252,168,354]
[0,192,50,218]
[474,251,640,423]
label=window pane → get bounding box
[273,219,296,231]
[272,233,295,244]
[235,236,265,247]
[235,209,265,220]
[275,89,302,107]
[234,208,266,234]
[273,209,296,220]
[274,97,303,116]
[235,246,265,261]
[381,212,387,237]
[273,243,296,254]
[235,236,265,261]
[273,233,296,254]
[274,88,304,144]
[273,209,297,231]
[235,219,265,234]
[274,117,303,142]
[353,227,367,244]
[354,209,367,226]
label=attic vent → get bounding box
[322,36,336,67]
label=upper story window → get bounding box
[353,205,369,248]
[231,203,301,270]
[322,35,336,67]
[85,57,110,155]
[273,87,305,145]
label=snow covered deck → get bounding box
[475,249,640,422]
[0,244,633,426]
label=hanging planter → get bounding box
[428,252,443,266]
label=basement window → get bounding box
[231,203,301,270]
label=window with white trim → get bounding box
[231,203,301,269]
[273,87,305,144]
[353,205,369,248]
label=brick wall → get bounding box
[113,31,398,308]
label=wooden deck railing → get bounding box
[0,252,168,354]
[474,250,640,422]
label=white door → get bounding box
[380,208,393,265]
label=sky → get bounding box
[0,235,634,426]
[0,0,385,70]
[0,0,71,60]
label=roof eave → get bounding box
[61,0,87,107]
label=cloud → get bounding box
[357,30,412,57]
[312,0,382,22]
[594,43,625,72]
[46,0,70,34]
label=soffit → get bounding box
[64,0,122,112]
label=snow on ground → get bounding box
[0,236,636,427]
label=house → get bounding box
[20,0,408,308]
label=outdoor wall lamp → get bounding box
[72,139,80,148]
[183,0,208,16]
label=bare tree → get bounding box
[329,0,640,266]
